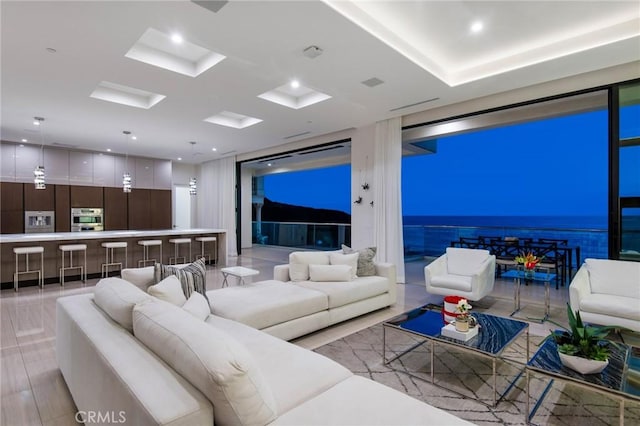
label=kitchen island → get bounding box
[1,229,226,288]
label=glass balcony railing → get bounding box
[253,221,609,266]
[252,221,351,251]
[403,224,608,267]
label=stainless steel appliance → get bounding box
[25,211,55,233]
[71,208,104,232]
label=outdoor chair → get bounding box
[425,247,496,301]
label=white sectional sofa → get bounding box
[569,258,640,332]
[121,250,397,341]
[57,278,472,426]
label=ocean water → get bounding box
[403,215,608,230]
[402,215,612,262]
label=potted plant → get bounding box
[515,252,543,279]
[548,303,622,374]
[454,298,473,332]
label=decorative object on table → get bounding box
[515,251,543,278]
[454,298,473,332]
[442,295,464,324]
[548,303,623,374]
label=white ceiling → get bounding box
[1,1,638,164]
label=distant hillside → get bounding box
[254,197,350,224]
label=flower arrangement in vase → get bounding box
[548,303,623,374]
[454,299,473,332]
[515,252,543,278]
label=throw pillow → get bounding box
[288,251,331,281]
[156,257,209,302]
[147,275,187,306]
[342,245,377,276]
[308,264,353,282]
[182,291,211,321]
[93,277,152,333]
[329,252,359,279]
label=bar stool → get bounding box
[195,236,217,265]
[13,246,44,291]
[137,240,162,267]
[59,244,87,286]
[168,238,191,265]
[101,241,127,278]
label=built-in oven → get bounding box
[71,208,104,232]
[25,211,55,233]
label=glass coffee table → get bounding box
[526,337,640,425]
[383,305,529,407]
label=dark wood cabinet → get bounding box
[1,182,23,211]
[70,185,103,208]
[1,182,24,233]
[128,189,151,230]
[150,189,171,229]
[104,187,128,230]
[127,189,171,230]
[24,184,55,211]
[55,185,70,232]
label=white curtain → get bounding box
[373,117,405,283]
[197,156,238,257]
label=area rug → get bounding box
[314,323,640,425]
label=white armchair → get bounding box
[425,247,496,301]
[569,258,640,332]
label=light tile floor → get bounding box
[0,246,570,425]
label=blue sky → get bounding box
[264,105,639,217]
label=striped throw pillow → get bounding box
[155,257,208,302]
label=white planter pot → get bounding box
[558,352,608,374]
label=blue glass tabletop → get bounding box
[385,306,528,356]
[528,337,640,400]
[502,269,557,282]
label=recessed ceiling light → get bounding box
[107,148,112,152]
[45,47,57,53]
[290,80,300,89]
[33,120,41,126]
[21,138,27,142]
[212,147,217,152]
[177,157,182,161]
[171,33,183,44]
[131,135,137,140]
[470,21,483,34]
[267,163,272,167]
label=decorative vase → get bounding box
[524,268,535,279]
[558,352,609,374]
[455,317,469,332]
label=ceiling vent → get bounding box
[361,77,384,88]
[390,97,439,112]
[284,131,311,140]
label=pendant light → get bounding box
[189,141,197,195]
[33,117,46,189]
[122,130,132,193]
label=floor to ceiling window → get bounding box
[401,90,609,263]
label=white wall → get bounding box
[350,124,376,250]
[171,162,198,228]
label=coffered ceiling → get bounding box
[1,1,638,164]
